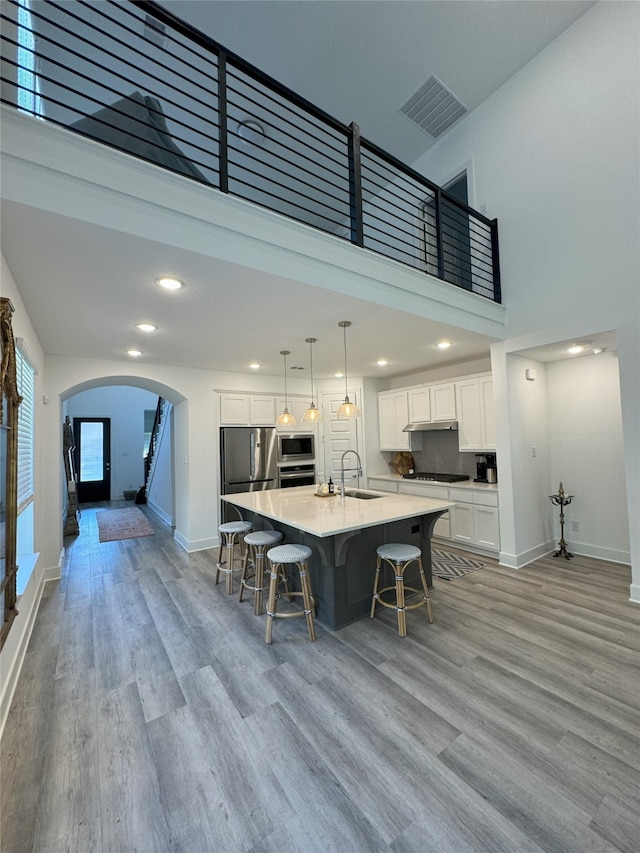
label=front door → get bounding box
[74,417,111,503]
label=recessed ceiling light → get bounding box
[334,371,344,379]
[155,276,183,290]
[136,323,157,333]
[249,362,261,369]
[567,340,592,355]
[376,359,388,366]
[436,340,452,349]
[127,349,143,357]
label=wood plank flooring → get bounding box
[2,502,639,853]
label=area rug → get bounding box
[432,548,485,581]
[96,507,154,543]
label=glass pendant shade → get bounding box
[276,408,296,427]
[336,321,360,419]
[337,396,360,419]
[276,350,296,428]
[302,337,322,423]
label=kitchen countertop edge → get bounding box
[368,474,499,491]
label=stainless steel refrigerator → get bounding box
[220,427,278,497]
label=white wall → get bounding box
[0,256,48,738]
[414,2,639,591]
[547,352,629,564]
[64,385,158,500]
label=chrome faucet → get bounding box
[340,449,363,499]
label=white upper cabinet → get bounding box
[378,390,411,450]
[455,374,495,451]
[250,396,277,425]
[406,382,456,424]
[219,393,251,425]
[407,387,431,422]
[220,394,276,426]
[430,382,457,421]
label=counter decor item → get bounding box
[549,481,574,559]
[390,451,414,476]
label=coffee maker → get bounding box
[475,453,497,483]
[474,454,488,482]
[485,453,497,483]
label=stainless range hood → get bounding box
[402,420,458,432]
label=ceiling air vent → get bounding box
[400,75,467,138]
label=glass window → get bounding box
[79,421,104,482]
[17,0,42,116]
[16,346,35,512]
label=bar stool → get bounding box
[215,520,252,594]
[265,544,316,644]
[239,530,283,615]
[370,543,433,637]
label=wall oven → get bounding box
[277,432,315,463]
[278,464,316,489]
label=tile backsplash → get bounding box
[410,431,477,478]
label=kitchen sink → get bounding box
[344,490,383,500]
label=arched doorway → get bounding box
[61,375,187,536]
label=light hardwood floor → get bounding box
[2,502,639,853]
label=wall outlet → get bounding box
[570,520,579,532]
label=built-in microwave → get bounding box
[277,433,315,463]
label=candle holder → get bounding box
[549,481,574,559]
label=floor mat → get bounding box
[432,548,485,580]
[96,507,154,543]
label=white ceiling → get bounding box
[159,0,595,164]
[1,0,598,381]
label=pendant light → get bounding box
[336,321,360,419]
[276,350,296,428]
[302,337,322,423]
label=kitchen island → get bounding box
[222,485,454,630]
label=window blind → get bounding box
[16,347,35,511]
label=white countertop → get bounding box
[368,473,499,492]
[222,485,455,538]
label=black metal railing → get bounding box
[0,0,500,302]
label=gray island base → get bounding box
[222,486,453,630]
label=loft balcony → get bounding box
[1,0,500,303]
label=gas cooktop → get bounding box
[402,472,470,483]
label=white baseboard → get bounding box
[0,552,62,739]
[173,529,219,553]
[567,541,631,565]
[146,499,173,527]
[629,583,640,604]
[431,537,499,561]
[499,540,555,569]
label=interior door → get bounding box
[319,392,360,486]
[73,417,111,503]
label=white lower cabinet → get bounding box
[398,482,451,540]
[449,487,500,550]
[368,477,399,493]
[473,504,501,550]
[366,479,500,554]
